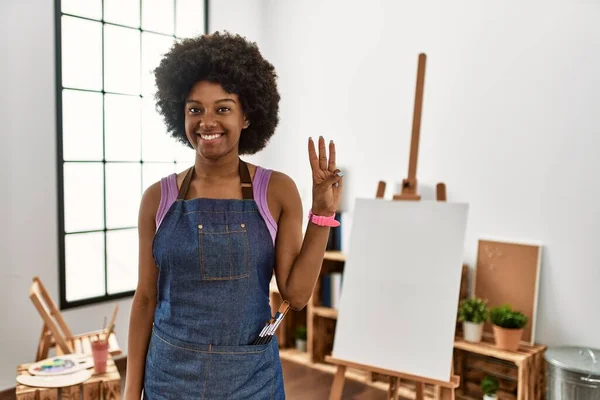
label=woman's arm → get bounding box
[123,184,160,399]
[273,137,343,310]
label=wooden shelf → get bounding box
[312,306,338,319]
[278,347,312,366]
[324,250,346,262]
[454,336,545,364]
[453,336,547,400]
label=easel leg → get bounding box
[387,377,399,400]
[439,387,455,400]
[36,323,51,361]
[329,365,347,400]
[433,385,441,400]
[415,382,425,400]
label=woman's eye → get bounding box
[189,107,201,114]
[217,107,230,113]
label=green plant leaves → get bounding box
[457,297,489,324]
[489,304,528,329]
[481,375,499,395]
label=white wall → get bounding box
[257,0,600,349]
[0,0,263,390]
[209,0,265,45]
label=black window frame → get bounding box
[55,0,210,310]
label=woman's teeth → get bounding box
[200,133,223,141]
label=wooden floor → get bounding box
[281,358,388,399]
[1,357,389,400]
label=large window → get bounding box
[56,0,208,309]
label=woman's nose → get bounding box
[200,113,217,129]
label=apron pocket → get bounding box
[144,330,211,399]
[198,222,250,280]
[204,342,276,400]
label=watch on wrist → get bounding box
[308,209,340,227]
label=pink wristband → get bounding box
[308,209,340,227]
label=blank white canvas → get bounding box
[332,198,469,382]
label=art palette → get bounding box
[28,355,93,376]
[17,369,92,388]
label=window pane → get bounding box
[105,163,142,229]
[176,0,205,38]
[65,232,105,301]
[61,16,102,91]
[142,0,175,35]
[107,229,138,294]
[61,0,102,20]
[141,98,177,161]
[63,162,105,232]
[62,90,104,161]
[105,94,142,161]
[104,0,140,28]
[142,162,177,192]
[104,25,141,95]
[141,32,175,97]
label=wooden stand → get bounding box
[453,337,547,400]
[325,52,460,399]
[29,277,121,361]
[392,53,447,202]
[394,53,426,201]
[326,356,459,400]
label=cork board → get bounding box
[473,238,542,344]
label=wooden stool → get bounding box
[16,356,121,400]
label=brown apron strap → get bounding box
[239,159,254,200]
[177,159,254,200]
[177,166,194,200]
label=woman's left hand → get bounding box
[308,136,343,216]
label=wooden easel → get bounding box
[29,276,121,360]
[327,53,459,400]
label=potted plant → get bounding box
[457,297,489,343]
[489,304,528,351]
[481,375,499,400]
[295,326,307,352]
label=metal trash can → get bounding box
[545,346,600,399]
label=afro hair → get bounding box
[153,31,280,155]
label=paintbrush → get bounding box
[102,304,119,342]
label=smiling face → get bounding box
[184,81,249,160]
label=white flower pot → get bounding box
[483,394,497,400]
[463,321,484,343]
[295,339,306,352]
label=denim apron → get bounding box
[143,159,285,399]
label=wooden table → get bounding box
[16,356,121,400]
[453,337,547,400]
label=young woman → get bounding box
[124,32,343,399]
